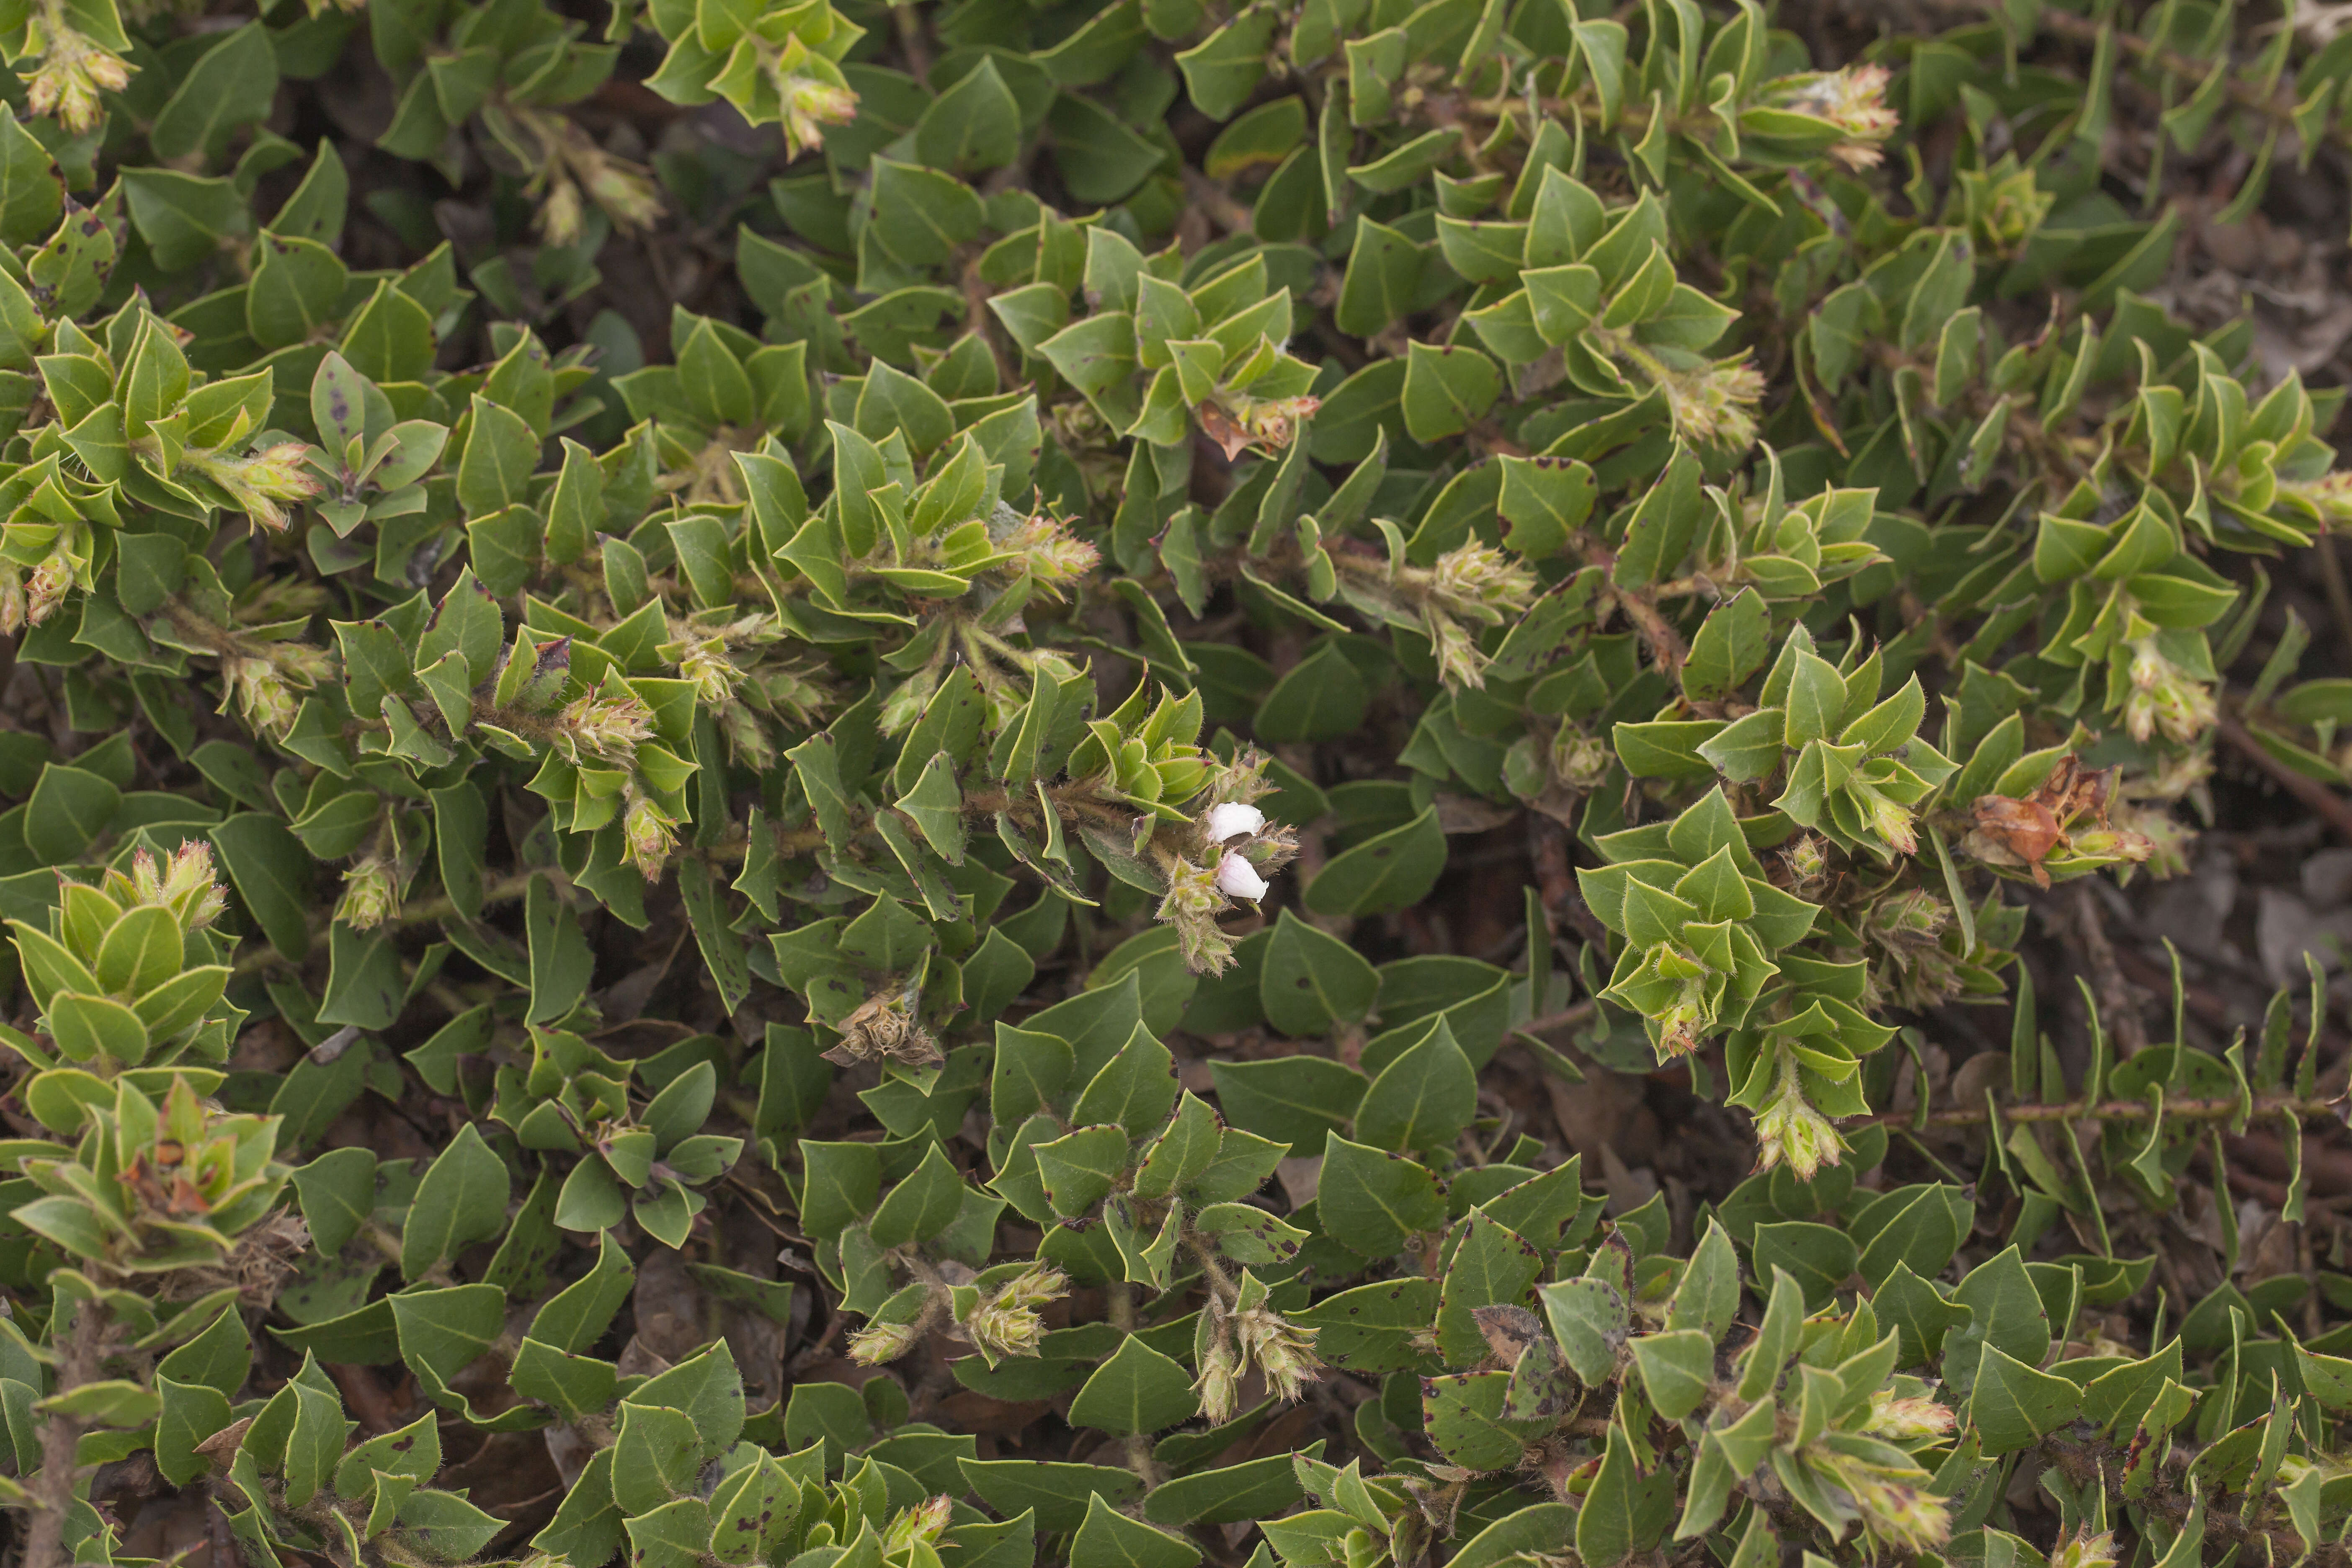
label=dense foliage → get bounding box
[0,1,2349,1568]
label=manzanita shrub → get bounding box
[0,0,2350,1566]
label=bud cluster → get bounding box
[1749,1051,1844,1181]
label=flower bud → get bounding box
[134,842,230,933]
[1551,725,1611,789]
[1233,1305,1323,1405]
[1863,1391,1957,1441]
[883,1496,953,1554]
[965,1262,1067,1360]
[557,688,655,763]
[220,656,298,736]
[1426,612,1491,692]
[1859,787,1918,856]
[2050,1532,2118,1568]
[1193,1334,1241,1425]
[673,636,740,706]
[780,74,860,158]
[623,792,678,882]
[1654,992,1707,1060]
[27,546,76,628]
[1661,354,1766,450]
[1869,888,1948,945]
[336,856,401,931]
[1761,65,1900,168]
[1752,1057,1844,1180]
[720,704,776,769]
[1781,832,1830,893]
[1000,513,1100,597]
[23,19,134,136]
[848,1318,921,1366]
[1802,1444,1950,1555]
[581,155,663,232]
[2122,636,2216,745]
[1429,542,1538,621]
[1226,394,1321,454]
[537,176,585,248]
[196,442,325,532]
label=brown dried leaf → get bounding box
[1470,1304,1544,1364]
[1966,795,2063,887]
[1195,402,1254,463]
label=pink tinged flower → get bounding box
[1205,802,1265,842]
[1215,851,1269,901]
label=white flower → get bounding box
[1204,802,1266,842]
[1215,851,1269,901]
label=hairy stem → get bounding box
[25,1296,104,1568]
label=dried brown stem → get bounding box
[2218,709,2352,844]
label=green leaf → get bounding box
[1630,1329,1714,1419]
[123,169,252,271]
[1540,1276,1629,1383]
[1067,1337,1200,1436]
[1142,1445,1311,1526]
[1749,1221,1858,1311]
[868,1142,967,1248]
[1132,1090,1220,1199]
[1335,218,1425,337]
[1947,1245,2051,1395]
[1032,1124,1131,1217]
[1354,1016,1477,1154]
[1254,640,1369,743]
[0,119,61,248]
[526,874,594,1025]
[1496,455,1595,558]
[1209,1056,1367,1156]
[1304,807,1446,917]
[1667,1218,1741,1341]
[896,752,967,864]
[1574,1422,1676,1566]
[1400,341,1501,441]
[209,818,315,964]
[1781,650,1848,748]
[293,1147,377,1256]
[1070,1491,1202,1568]
[869,157,984,267]
[1967,1346,2084,1455]
[458,395,539,517]
[1315,1133,1445,1257]
[916,58,1023,173]
[1683,589,1771,704]
[1295,1277,1441,1372]
[27,764,119,861]
[1259,908,1378,1036]
[248,233,349,351]
[389,1283,505,1385]
[336,1412,440,1502]
[1070,1023,1180,1135]
[961,1460,1141,1534]
[1172,5,1277,120]
[150,23,280,162]
[1435,1209,1544,1365]
[396,1488,506,1562]
[679,859,750,1014]
[1422,1370,1538,1469]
